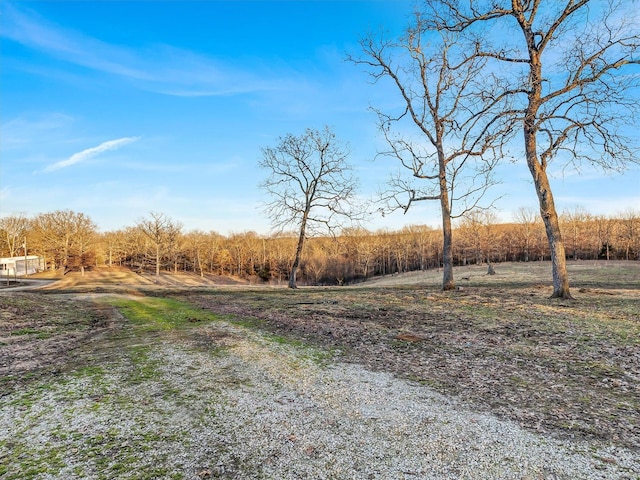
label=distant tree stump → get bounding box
[487,263,496,275]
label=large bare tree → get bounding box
[428,0,640,298]
[259,126,359,288]
[137,211,182,278]
[0,213,30,257]
[350,8,511,290]
[32,210,97,274]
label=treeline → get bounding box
[1,208,638,285]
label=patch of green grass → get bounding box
[106,297,222,332]
[80,429,181,479]
[126,345,162,384]
[72,365,106,378]
[10,328,41,336]
[259,331,336,366]
[8,327,55,339]
[1,419,187,480]
[269,333,304,347]
[0,441,67,479]
[299,348,336,366]
[7,381,54,408]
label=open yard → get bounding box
[0,261,638,479]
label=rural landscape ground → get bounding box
[0,261,638,479]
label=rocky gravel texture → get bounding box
[182,279,640,451]
[1,306,638,479]
[1,262,638,479]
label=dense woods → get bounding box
[1,208,638,285]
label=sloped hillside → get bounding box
[40,266,248,290]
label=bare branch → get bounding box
[424,0,639,299]
[349,5,513,290]
[259,126,362,288]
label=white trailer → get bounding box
[0,255,45,277]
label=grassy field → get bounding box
[0,261,638,478]
[176,261,640,448]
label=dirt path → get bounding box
[0,279,56,292]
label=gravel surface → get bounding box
[2,318,638,479]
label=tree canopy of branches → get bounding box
[426,0,640,298]
[136,211,183,278]
[259,126,360,288]
[0,214,29,258]
[31,210,97,275]
[350,6,511,290]
[1,208,638,286]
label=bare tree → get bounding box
[137,211,182,278]
[32,210,96,274]
[350,7,511,290]
[166,221,183,273]
[459,209,501,272]
[70,217,96,276]
[99,230,126,267]
[561,206,591,261]
[184,230,207,277]
[619,209,639,261]
[514,207,538,262]
[0,213,30,257]
[259,126,360,288]
[429,0,640,298]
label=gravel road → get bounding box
[1,317,638,479]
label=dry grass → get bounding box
[0,293,116,393]
[177,261,640,449]
[36,265,248,291]
[1,260,638,451]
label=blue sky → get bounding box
[1,1,638,234]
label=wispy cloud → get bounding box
[42,137,140,172]
[1,113,74,150]
[0,3,286,97]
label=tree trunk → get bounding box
[155,244,160,278]
[439,169,455,291]
[521,39,573,299]
[288,233,304,289]
[289,213,309,289]
[196,251,204,277]
[529,160,572,299]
